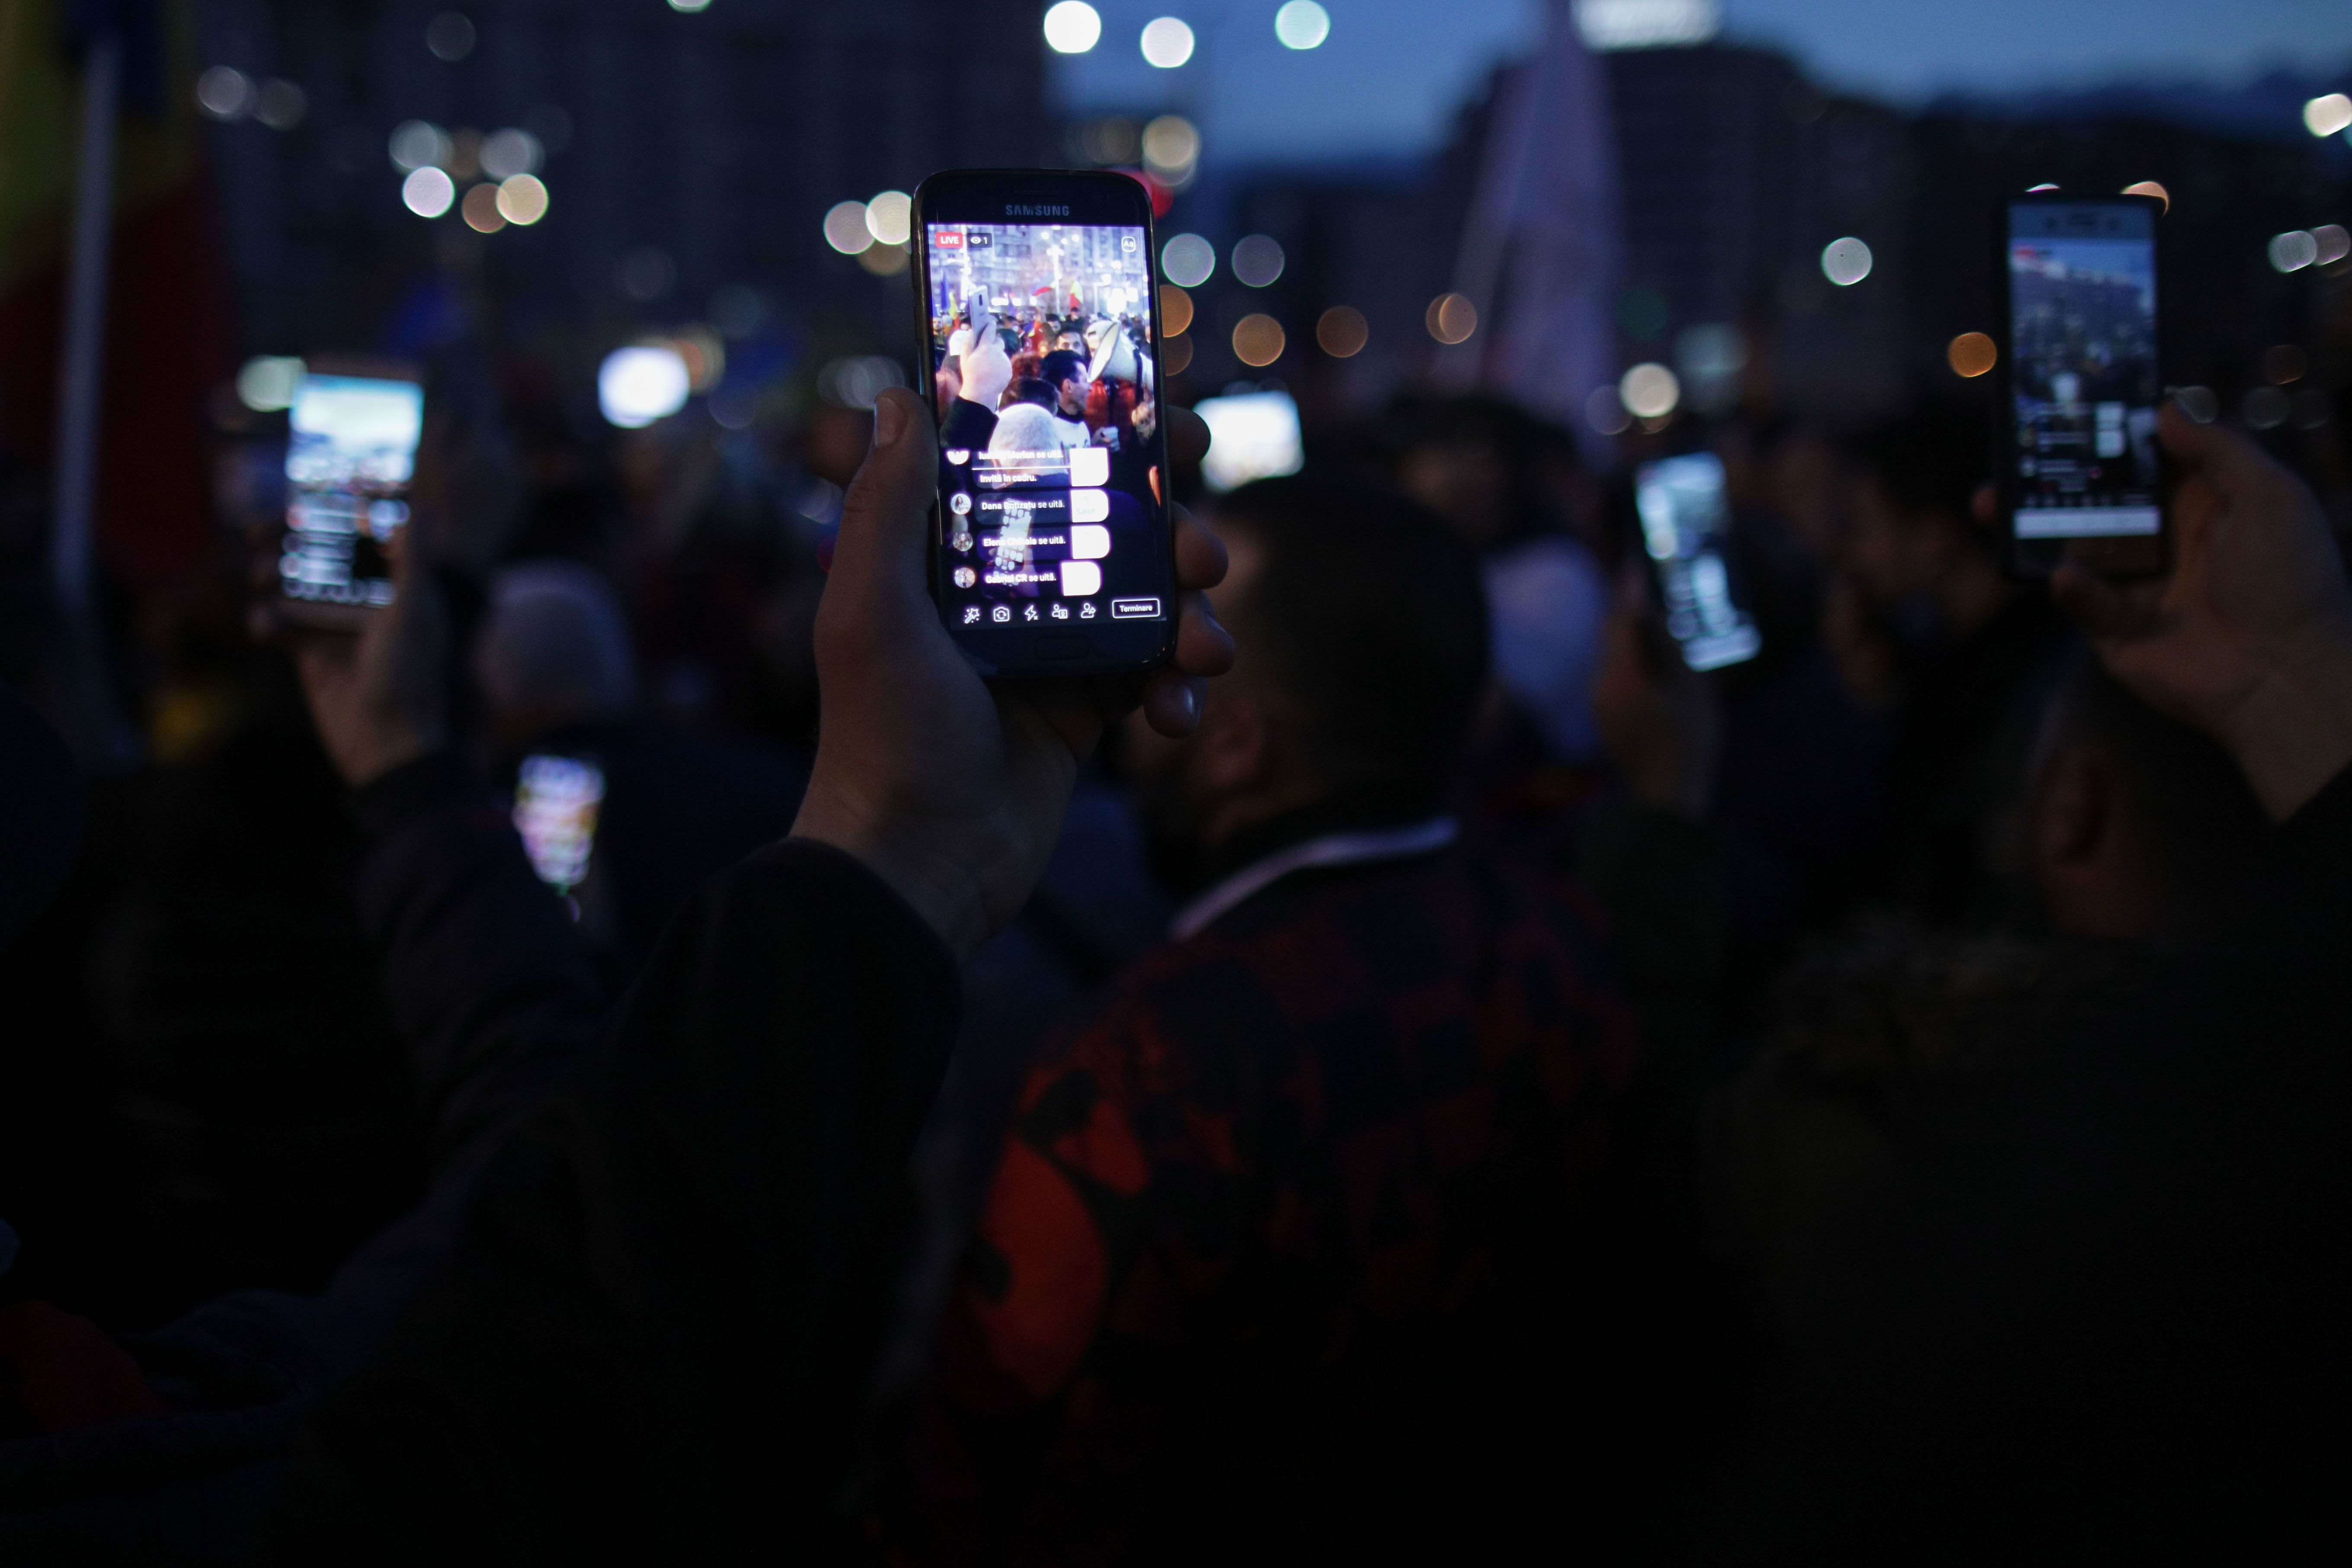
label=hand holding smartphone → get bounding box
[1997,192,2170,577]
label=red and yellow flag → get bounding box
[0,0,230,597]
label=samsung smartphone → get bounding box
[1635,451,1762,672]
[513,753,605,900]
[911,169,1175,677]
[278,361,425,627]
[1999,192,2168,576]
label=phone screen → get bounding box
[923,208,1169,662]
[280,374,425,608]
[1636,451,1761,672]
[514,754,604,899]
[2006,200,2161,541]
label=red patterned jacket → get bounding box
[898,844,1640,1563]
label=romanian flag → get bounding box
[0,0,230,598]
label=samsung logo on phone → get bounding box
[1005,203,1070,216]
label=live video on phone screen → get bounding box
[925,221,1165,633]
[2008,202,2160,539]
[1637,451,1761,672]
[280,375,425,607]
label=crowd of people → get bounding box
[2,274,2350,1560]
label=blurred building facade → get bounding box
[195,0,1049,371]
[1162,41,2348,456]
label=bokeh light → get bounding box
[401,166,456,218]
[389,120,451,172]
[1043,2,1103,54]
[617,247,676,301]
[461,182,506,233]
[1275,1,1331,49]
[1159,284,1194,336]
[1232,314,1286,367]
[599,346,691,429]
[1161,233,1215,287]
[2270,230,2320,272]
[2263,345,2307,385]
[1316,306,1368,358]
[1619,362,1681,418]
[669,0,713,11]
[1425,292,1477,345]
[1820,236,1872,286]
[865,190,912,246]
[2305,93,2352,138]
[1232,234,1286,287]
[816,356,905,410]
[254,79,306,130]
[1585,385,1632,435]
[495,173,548,225]
[1163,336,1194,375]
[425,11,475,62]
[2315,225,2352,266]
[1141,17,1196,69]
[235,356,305,413]
[1947,332,1997,378]
[824,200,874,254]
[1141,115,1200,179]
[195,66,252,120]
[2121,179,2169,211]
[858,243,909,277]
[481,128,543,179]
[2244,386,2291,430]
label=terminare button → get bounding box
[1034,634,1095,661]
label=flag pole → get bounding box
[50,25,134,765]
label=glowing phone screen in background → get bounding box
[1193,391,1305,493]
[1636,451,1762,673]
[514,754,605,898]
[280,374,425,607]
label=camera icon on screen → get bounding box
[991,605,1012,623]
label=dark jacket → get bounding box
[895,835,1646,1563]
[273,839,960,1562]
[0,752,601,1560]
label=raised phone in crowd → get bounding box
[276,364,425,627]
[1637,449,1763,672]
[913,169,1178,679]
[1999,192,2170,577]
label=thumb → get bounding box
[2051,559,2147,643]
[829,388,940,618]
[2157,398,2264,492]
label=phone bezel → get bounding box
[909,169,1178,679]
[1994,190,2170,580]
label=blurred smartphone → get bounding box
[514,753,605,902]
[277,359,424,629]
[1635,451,1762,672]
[912,169,1176,678]
[1997,192,2169,577]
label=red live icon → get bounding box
[935,230,965,249]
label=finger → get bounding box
[1172,587,1235,679]
[2051,560,2152,642]
[1167,404,1210,469]
[2158,399,2267,491]
[1139,670,1204,738]
[829,388,940,614]
[1172,506,1227,592]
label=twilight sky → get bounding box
[1052,0,2352,164]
